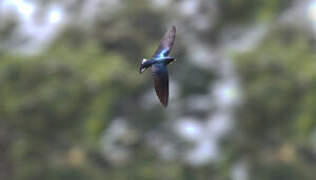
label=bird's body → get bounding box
[139,26,176,107]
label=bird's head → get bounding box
[139,58,152,73]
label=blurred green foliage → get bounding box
[1,0,316,179]
[230,24,316,179]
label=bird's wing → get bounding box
[152,26,176,58]
[152,63,169,107]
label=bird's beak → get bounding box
[139,67,145,74]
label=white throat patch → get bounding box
[142,58,147,64]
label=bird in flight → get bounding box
[139,26,176,107]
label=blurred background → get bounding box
[1,0,316,179]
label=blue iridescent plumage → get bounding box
[139,26,176,107]
[154,49,168,58]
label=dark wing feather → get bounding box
[152,26,176,58]
[152,63,169,107]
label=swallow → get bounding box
[139,26,176,107]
